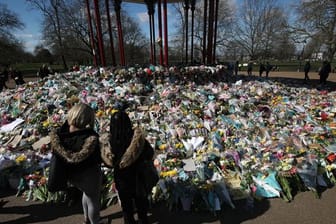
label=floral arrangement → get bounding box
[1,65,336,214]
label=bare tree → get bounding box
[295,0,336,61]
[234,0,291,60]
[0,3,24,37]
[171,0,235,63]
[121,12,149,64]
[0,3,26,65]
[26,0,68,69]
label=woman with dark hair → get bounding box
[100,106,155,224]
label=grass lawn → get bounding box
[12,63,66,77]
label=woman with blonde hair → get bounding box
[49,103,103,224]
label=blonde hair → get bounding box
[67,103,95,129]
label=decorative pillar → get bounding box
[202,0,208,64]
[93,0,106,67]
[207,0,215,64]
[212,0,219,63]
[85,0,97,67]
[114,0,126,66]
[184,0,189,65]
[190,0,196,64]
[145,0,156,65]
[163,0,169,66]
[105,0,116,66]
[157,0,164,65]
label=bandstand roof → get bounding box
[124,0,183,4]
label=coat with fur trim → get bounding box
[50,122,101,172]
[100,127,154,193]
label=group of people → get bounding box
[1,63,55,93]
[258,62,273,78]
[49,102,155,224]
[303,60,332,86]
[0,65,25,92]
[38,64,53,79]
[246,61,273,77]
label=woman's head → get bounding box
[110,110,132,135]
[109,110,133,152]
[67,103,95,129]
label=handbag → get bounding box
[137,160,159,194]
[47,153,68,192]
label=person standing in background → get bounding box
[247,61,253,76]
[319,60,331,86]
[304,61,311,81]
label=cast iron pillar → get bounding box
[213,0,219,63]
[114,0,126,66]
[202,0,208,64]
[207,0,215,65]
[190,0,196,64]
[163,0,169,66]
[85,0,97,67]
[184,0,189,65]
[105,0,116,66]
[157,0,164,65]
[145,0,156,65]
[93,0,106,67]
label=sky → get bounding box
[2,0,177,53]
[2,0,293,53]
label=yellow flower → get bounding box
[111,109,119,115]
[42,120,50,127]
[96,110,104,117]
[159,144,167,151]
[15,154,27,164]
[160,170,178,177]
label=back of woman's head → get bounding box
[109,110,133,151]
[67,103,95,129]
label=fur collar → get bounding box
[100,127,145,169]
[50,130,98,164]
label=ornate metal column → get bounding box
[114,0,126,66]
[213,0,219,63]
[93,0,106,66]
[145,0,156,65]
[105,0,116,66]
[190,0,196,64]
[85,0,97,67]
[207,0,215,64]
[184,0,189,64]
[163,0,169,66]
[202,0,208,64]
[157,0,164,65]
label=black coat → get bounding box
[100,128,154,196]
[50,122,101,173]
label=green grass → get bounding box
[12,63,65,76]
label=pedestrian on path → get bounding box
[319,60,331,86]
[304,61,311,81]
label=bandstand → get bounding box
[85,0,220,67]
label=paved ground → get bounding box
[1,70,336,224]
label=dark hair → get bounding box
[109,110,134,157]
